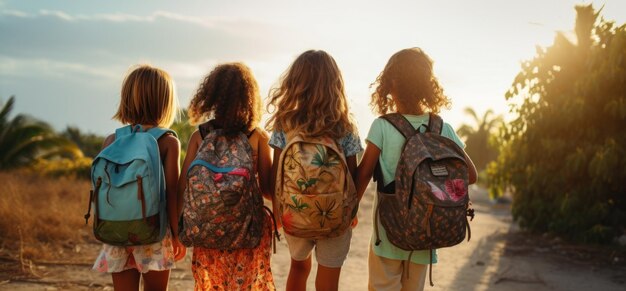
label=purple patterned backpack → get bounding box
[179,122,274,250]
[374,113,474,285]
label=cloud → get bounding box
[0,8,307,134]
[0,9,298,64]
[0,56,119,79]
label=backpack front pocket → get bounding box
[94,214,161,246]
[280,192,348,238]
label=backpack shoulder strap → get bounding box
[147,127,177,140]
[428,113,444,135]
[198,122,213,139]
[114,125,176,140]
[246,128,256,138]
[114,125,133,138]
[381,113,416,138]
[198,121,254,139]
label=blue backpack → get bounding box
[84,125,175,246]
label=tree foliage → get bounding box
[0,96,82,170]
[457,107,503,173]
[488,5,626,243]
[170,110,195,164]
[62,126,105,158]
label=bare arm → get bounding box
[101,134,115,149]
[177,131,202,216]
[158,134,181,238]
[346,155,357,186]
[270,147,282,228]
[257,134,273,201]
[270,147,281,197]
[356,142,381,201]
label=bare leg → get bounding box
[112,269,141,291]
[316,264,341,291]
[286,257,312,291]
[142,269,171,291]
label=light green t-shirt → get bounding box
[365,114,465,264]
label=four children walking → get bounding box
[89,47,477,291]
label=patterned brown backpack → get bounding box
[275,133,358,239]
[374,113,474,286]
[179,122,278,250]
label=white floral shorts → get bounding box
[92,230,175,273]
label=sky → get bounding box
[1,0,625,137]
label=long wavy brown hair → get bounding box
[370,47,450,115]
[266,50,356,139]
[188,62,262,134]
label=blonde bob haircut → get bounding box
[266,50,356,139]
[113,64,178,128]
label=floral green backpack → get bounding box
[275,133,358,239]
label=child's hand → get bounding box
[351,217,359,228]
[172,237,187,261]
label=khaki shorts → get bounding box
[284,229,352,268]
[368,245,428,291]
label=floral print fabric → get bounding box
[269,130,363,157]
[191,214,275,291]
[92,230,175,273]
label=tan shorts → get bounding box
[284,229,352,268]
[368,244,428,291]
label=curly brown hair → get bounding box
[266,50,356,139]
[188,63,262,134]
[370,47,450,115]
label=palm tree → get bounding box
[0,96,82,170]
[170,110,195,164]
[62,126,104,158]
[457,107,503,172]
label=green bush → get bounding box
[31,157,93,179]
[488,5,626,243]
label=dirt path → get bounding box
[1,185,624,290]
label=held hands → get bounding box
[351,216,359,229]
[172,237,187,261]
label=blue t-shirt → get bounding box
[269,130,363,157]
[366,114,465,265]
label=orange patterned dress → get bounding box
[191,213,275,291]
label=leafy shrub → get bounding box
[488,5,626,243]
[31,157,93,179]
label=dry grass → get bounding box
[0,171,95,264]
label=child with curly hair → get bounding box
[356,48,477,291]
[178,62,276,290]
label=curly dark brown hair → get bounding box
[370,47,450,115]
[188,62,262,134]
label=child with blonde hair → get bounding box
[178,62,276,290]
[356,48,477,291]
[267,50,362,291]
[91,64,186,290]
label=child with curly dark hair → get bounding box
[178,62,276,290]
[356,48,477,291]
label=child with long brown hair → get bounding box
[178,62,276,290]
[92,64,186,291]
[356,48,477,291]
[267,50,362,291]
